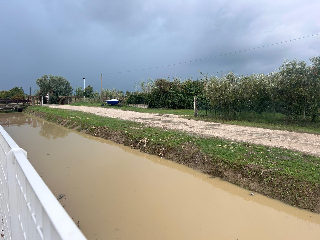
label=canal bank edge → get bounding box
[25,107,320,213]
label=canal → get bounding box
[1,112,320,240]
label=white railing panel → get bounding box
[0,125,87,240]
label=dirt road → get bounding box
[48,105,320,156]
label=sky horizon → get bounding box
[1,0,320,94]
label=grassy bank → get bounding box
[26,106,320,212]
[70,101,320,134]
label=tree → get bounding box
[101,88,125,100]
[306,56,320,121]
[36,75,73,104]
[75,86,84,97]
[276,59,308,119]
[74,85,94,98]
[9,87,25,99]
[0,87,25,99]
[84,85,94,98]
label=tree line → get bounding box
[4,56,320,122]
[0,76,95,104]
[204,56,320,122]
[127,56,320,122]
[35,75,94,104]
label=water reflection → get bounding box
[0,113,69,140]
[0,113,39,127]
[39,121,69,139]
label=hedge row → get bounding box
[205,57,320,121]
[127,57,320,122]
[126,78,205,109]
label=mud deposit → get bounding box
[1,113,320,240]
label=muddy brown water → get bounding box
[1,112,320,240]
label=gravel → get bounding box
[48,105,320,156]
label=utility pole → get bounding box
[83,78,85,101]
[101,74,103,101]
[29,87,32,106]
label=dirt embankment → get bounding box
[26,108,320,213]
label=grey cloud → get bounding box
[0,0,320,93]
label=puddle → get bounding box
[1,113,320,240]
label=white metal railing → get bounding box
[0,126,87,240]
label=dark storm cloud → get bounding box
[0,0,319,93]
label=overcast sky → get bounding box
[1,0,320,94]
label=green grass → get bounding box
[197,138,320,183]
[28,106,320,184]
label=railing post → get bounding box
[6,149,24,239]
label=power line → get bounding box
[105,32,319,76]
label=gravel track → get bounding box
[48,105,320,156]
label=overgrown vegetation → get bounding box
[121,56,320,131]
[127,78,205,109]
[101,88,125,101]
[204,56,320,122]
[74,85,94,98]
[126,57,320,123]
[0,87,25,99]
[26,106,320,212]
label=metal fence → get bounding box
[0,126,87,240]
[196,97,212,117]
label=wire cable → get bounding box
[104,32,319,76]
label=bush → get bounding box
[130,77,205,109]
